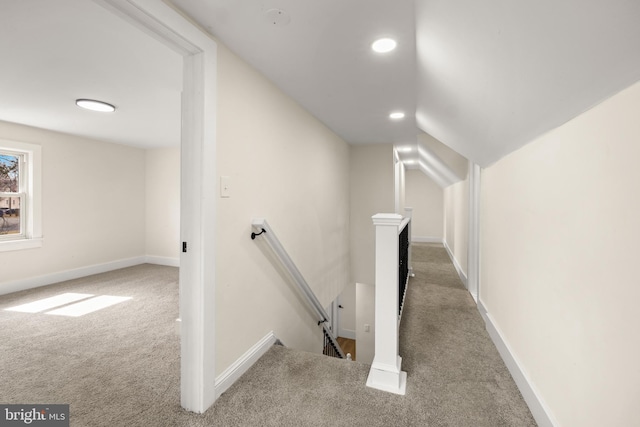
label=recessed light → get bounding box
[76,99,116,113]
[372,38,397,53]
[389,111,405,120]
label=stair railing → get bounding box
[251,218,346,359]
[366,212,411,395]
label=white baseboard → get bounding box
[0,255,180,296]
[338,328,356,340]
[412,236,443,243]
[478,300,558,427]
[0,256,146,296]
[145,255,180,267]
[215,331,277,400]
[442,239,468,288]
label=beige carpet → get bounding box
[211,244,537,426]
[0,264,187,426]
[0,245,536,426]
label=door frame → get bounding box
[95,0,217,413]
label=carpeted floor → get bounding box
[0,244,536,426]
[210,244,536,426]
[0,264,187,426]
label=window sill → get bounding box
[0,237,43,252]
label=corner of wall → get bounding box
[0,257,147,296]
[214,331,277,400]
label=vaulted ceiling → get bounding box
[414,0,640,167]
[2,0,640,169]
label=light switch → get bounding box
[364,324,370,332]
[220,176,231,198]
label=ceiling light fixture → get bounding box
[371,38,397,53]
[389,111,405,120]
[76,99,116,113]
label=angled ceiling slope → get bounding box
[396,133,466,189]
[415,0,640,167]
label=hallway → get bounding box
[210,243,536,426]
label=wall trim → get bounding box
[338,328,356,340]
[411,236,443,244]
[96,0,219,412]
[0,256,146,296]
[145,255,180,267]
[442,239,468,288]
[466,162,481,302]
[0,255,180,296]
[478,300,558,427]
[214,331,277,399]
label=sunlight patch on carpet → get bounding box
[45,295,132,317]
[5,293,94,313]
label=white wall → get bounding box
[0,120,146,289]
[341,146,397,344]
[215,43,351,374]
[338,282,356,339]
[349,143,395,365]
[481,80,640,427]
[145,147,179,264]
[443,164,469,279]
[405,169,443,241]
[394,150,406,214]
[355,281,375,364]
[350,144,395,287]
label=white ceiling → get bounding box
[0,0,182,149]
[415,0,640,166]
[171,0,418,147]
[2,0,639,167]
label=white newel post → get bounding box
[366,213,408,395]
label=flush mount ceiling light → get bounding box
[389,111,405,120]
[75,99,116,113]
[372,38,397,53]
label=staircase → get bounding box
[251,218,346,359]
[211,243,538,427]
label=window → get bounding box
[0,139,42,251]
[0,151,25,238]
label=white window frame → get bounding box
[0,139,42,252]
[0,149,26,239]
